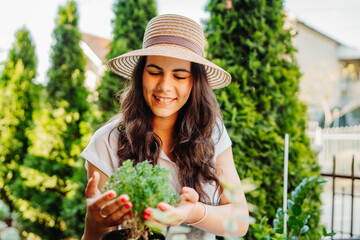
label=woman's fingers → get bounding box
[88,190,116,216]
[85,171,100,198]
[158,202,172,212]
[105,201,132,223]
[143,188,200,228]
[182,187,199,203]
[87,192,133,226]
[144,207,178,224]
[153,203,182,225]
[100,194,131,217]
[143,207,153,220]
[84,171,133,227]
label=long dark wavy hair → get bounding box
[111,56,224,204]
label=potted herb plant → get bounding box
[101,160,179,240]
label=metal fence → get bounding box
[307,122,360,239]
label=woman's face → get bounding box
[142,56,193,121]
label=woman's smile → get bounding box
[153,95,177,104]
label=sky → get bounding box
[0,0,359,84]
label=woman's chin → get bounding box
[152,111,178,120]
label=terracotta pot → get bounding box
[101,229,165,240]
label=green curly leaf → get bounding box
[103,160,179,237]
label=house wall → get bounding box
[80,41,107,92]
[339,59,360,126]
[84,59,104,92]
[293,23,342,122]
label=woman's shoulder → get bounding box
[81,116,122,177]
[94,117,121,134]
[91,116,122,149]
[211,117,226,140]
[212,117,232,157]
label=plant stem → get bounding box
[288,228,294,239]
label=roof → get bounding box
[81,32,111,63]
[294,18,360,60]
[337,45,360,60]
[296,20,343,46]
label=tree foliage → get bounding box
[97,0,157,120]
[46,0,88,115]
[14,100,92,238]
[0,28,38,220]
[2,1,92,238]
[205,0,321,237]
[0,28,37,87]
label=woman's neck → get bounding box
[153,116,176,139]
[153,115,177,154]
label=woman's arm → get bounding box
[186,146,249,236]
[148,147,249,236]
[82,163,132,240]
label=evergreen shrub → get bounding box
[8,1,91,238]
[97,0,157,120]
[0,28,39,240]
[205,0,322,238]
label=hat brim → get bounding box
[107,44,231,90]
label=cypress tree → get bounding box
[9,1,91,238]
[205,0,321,237]
[46,0,88,116]
[19,101,92,238]
[97,0,157,120]
[0,28,39,234]
[0,29,37,87]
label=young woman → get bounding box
[81,14,249,240]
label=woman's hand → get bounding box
[144,187,205,227]
[84,171,133,229]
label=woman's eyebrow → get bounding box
[173,69,191,73]
[146,64,162,70]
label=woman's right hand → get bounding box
[84,171,133,230]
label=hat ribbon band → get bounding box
[143,36,203,57]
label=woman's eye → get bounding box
[148,71,161,76]
[174,75,186,80]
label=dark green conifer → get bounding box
[46,0,88,115]
[0,29,37,86]
[97,0,157,120]
[205,0,321,237]
[0,27,38,231]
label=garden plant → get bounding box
[251,176,335,240]
[101,160,179,240]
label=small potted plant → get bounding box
[101,160,179,240]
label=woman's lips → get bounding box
[153,95,176,104]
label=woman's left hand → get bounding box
[144,187,203,226]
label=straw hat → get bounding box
[108,14,231,90]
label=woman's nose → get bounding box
[157,73,172,92]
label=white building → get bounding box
[80,33,111,92]
[291,19,360,127]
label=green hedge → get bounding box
[205,0,322,238]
